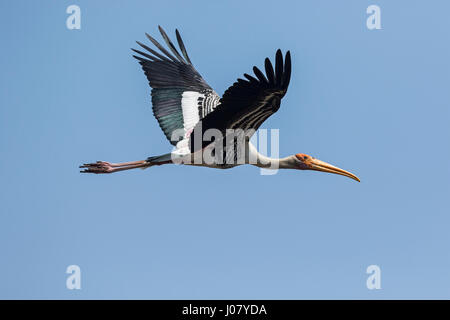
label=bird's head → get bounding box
[293,153,360,182]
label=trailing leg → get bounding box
[80,160,150,174]
[80,153,173,174]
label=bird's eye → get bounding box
[303,156,308,160]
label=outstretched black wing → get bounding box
[132,26,220,147]
[189,49,291,152]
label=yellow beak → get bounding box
[309,158,360,182]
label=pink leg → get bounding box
[80,160,149,174]
[103,160,148,167]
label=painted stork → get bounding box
[80,26,359,182]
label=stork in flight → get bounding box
[80,26,359,182]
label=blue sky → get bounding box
[0,0,449,299]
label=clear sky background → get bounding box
[1,0,449,299]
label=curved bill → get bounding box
[309,158,360,182]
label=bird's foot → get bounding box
[80,161,115,174]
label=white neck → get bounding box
[247,142,296,169]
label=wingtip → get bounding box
[276,49,283,60]
[158,25,168,37]
[284,50,292,65]
[131,55,144,62]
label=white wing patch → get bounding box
[174,90,221,156]
[181,91,203,135]
[174,91,204,155]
